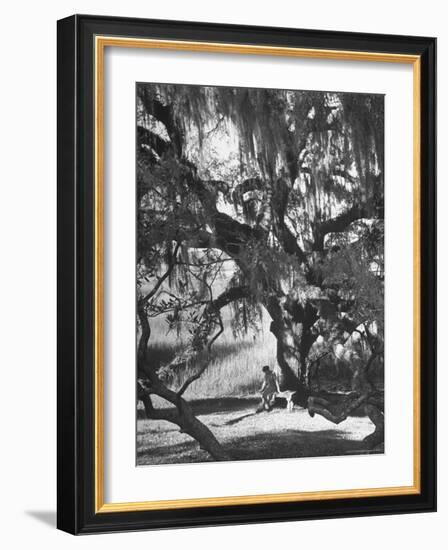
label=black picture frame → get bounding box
[57,14,436,534]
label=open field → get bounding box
[146,306,278,399]
[137,398,381,465]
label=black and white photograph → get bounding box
[136,82,385,466]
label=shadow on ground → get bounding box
[230,428,368,460]
[137,396,260,419]
[138,426,372,463]
[25,510,56,528]
[137,398,382,465]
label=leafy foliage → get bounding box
[136,83,384,392]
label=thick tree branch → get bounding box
[321,204,368,234]
[277,221,307,264]
[137,379,231,460]
[307,392,370,424]
[208,285,251,313]
[313,201,381,251]
[182,168,267,258]
[137,302,152,369]
[177,365,208,398]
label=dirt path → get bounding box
[137,399,381,465]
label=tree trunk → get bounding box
[363,402,384,449]
[265,294,319,406]
[138,381,231,461]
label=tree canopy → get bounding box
[136,83,385,456]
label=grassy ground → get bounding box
[139,307,382,465]
[137,399,381,465]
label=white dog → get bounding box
[276,390,297,412]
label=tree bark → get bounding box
[266,296,318,407]
[363,402,384,449]
[138,381,231,461]
[306,353,385,449]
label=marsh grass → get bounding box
[146,306,277,400]
[143,307,382,404]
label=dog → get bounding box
[276,390,297,412]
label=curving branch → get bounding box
[138,379,231,460]
[208,285,251,313]
[313,200,381,251]
[307,392,370,424]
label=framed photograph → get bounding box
[57,14,436,534]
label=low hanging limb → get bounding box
[307,389,384,449]
[307,392,370,425]
[306,350,384,448]
[138,379,232,461]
